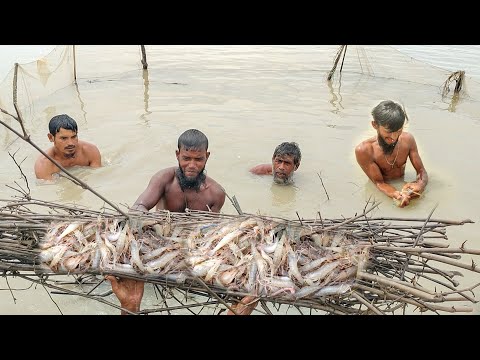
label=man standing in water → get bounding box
[355,100,428,207]
[230,142,302,315]
[106,129,228,314]
[250,142,302,185]
[34,114,101,180]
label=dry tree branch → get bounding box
[399,203,438,280]
[315,200,380,233]
[7,150,30,198]
[351,290,384,315]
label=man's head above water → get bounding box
[371,100,408,155]
[249,141,301,184]
[47,114,79,159]
[271,142,301,185]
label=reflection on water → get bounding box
[270,182,298,208]
[55,173,86,203]
[327,73,344,115]
[140,69,152,125]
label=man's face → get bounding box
[49,128,78,158]
[272,154,297,185]
[175,146,209,190]
[374,123,403,155]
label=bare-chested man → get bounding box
[355,100,428,207]
[250,142,301,185]
[107,129,226,314]
[34,114,101,180]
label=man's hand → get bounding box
[106,276,144,314]
[402,182,423,198]
[226,296,258,315]
[393,190,410,208]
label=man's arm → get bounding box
[131,170,169,212]
[402,134,428,196]
[105,276,144,315]
[250,164,272,175]
[209,184,226,213]
[355,143,405,203]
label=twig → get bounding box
[317,211,324,228]
[222,188,242,215]
[317,172,330,200]
[194,276,238,314]
[8,150,30,197]
[400,203,438,280]
[351,291,384,315]
[314,201,380,233]
[4,276,17,303]
[296,211,303,226]
[41,281,63,314]
[413,203,438,248]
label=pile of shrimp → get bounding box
[38,216,369,300]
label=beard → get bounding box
[63,146,76,159]
[273,171,294,185]
[377,135,398,155]
[175,167,206,192]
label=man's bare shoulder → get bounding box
[150,166,177,183]
[355,137,375,156]
[206,176,225,194]
[79,140,100,155]
[79,139,96,147]
[34,147,55,168]
[34,149,57,179]
[250,164,272,175]
[400,131,415,144]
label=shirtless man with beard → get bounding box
[250,142,301,185]
[34,114,101,180]
[106,129,226,314]
[130,129,225,213]
[355,100,428,207]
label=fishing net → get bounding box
[1,45,479,126]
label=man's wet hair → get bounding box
[49,114,78,136]
[178,129,209,151]
[371,100,408,133]
[273,142,302,167]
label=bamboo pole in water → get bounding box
[140,45,148,69]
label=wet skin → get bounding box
[355,123,428,208]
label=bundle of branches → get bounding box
[1,197,479,315]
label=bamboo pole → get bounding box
[73,45,77,84]
[140,45,148,69]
